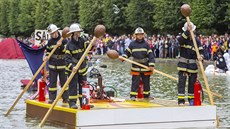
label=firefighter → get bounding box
[122,27,155,100]
[216,52,228,73]
[177,22,203,105]
[65,23,92,109]
[45,24,68,104]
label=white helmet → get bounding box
[135,27,144,34]
[182,22,196,31]
[47,24,59,34]
[68,23,83,34]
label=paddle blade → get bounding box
[62,27,71,38]
[94,25,106,38]
[181,4,191,17]
[107,50,119,59]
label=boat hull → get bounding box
[26,99,216,128]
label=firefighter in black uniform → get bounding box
[123,27,155,100]
[216,51,228,72]
[65,23,91,109]
[177,22,203,105]
[45,24,68,104]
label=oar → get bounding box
[107,50,223,99]
[181,4,219,127]
[39,25,106,128]
[5,27,71,117]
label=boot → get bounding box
[62,99,69,103]
[130,95,136,101]
[48,99,54,104]
[178,99,185,106]
[69,101,78,109]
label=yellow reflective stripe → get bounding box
[132,48,147,52]
[65,50,71,55]
[181,44,192,49]
[48,65,55,69]
[69,96,78,99]
[181,44,202,52]
[178,96,185,99]
[131,67,149,72]
[49,87,57,91]
[48,45,56,49]
[62,44,66,52]
[72,49,84,54]
[82,71,87,76]
[198,46,203,50]
[182,33,188,39]
[127,48,132,54]
[65,68,71,72]
[84,42,87,49]
[149,63,155,66]
[177,67,198,73]
[147,49,152,54]
[65,72,69,74]
[79,67,87,73]
[130,92,138,95]
[177,67,187,71]
[143,91,150,95]
[56,66,66,69]
[188,95,194,99]
[186,69,198,73]
[67,63,72,69]
[123,54,128,58]
[78,94,82,98]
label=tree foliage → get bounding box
[0,0,229,36]
[17,0,36,36]
[0,0,9,36]
[125,0,154,34]
[79,0,104,33]
[47,0,63,28]
[61,0,79,27]
[103,0,129,34]
[8,0,20,36]
[35,0,49,30]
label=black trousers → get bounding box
[68,73,87,103]
[178,71,197,100]
[48,68,68,100]
[131,73,150,98]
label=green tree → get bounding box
[48,0,63,28]
[125,0,154,34]
[8,0,20,36]
[226,3,230,31]
[190,0,217,34]
[79,0,104,33]
[103,0,130,34]
[150,0,188,34]
[61,0,79,27]
[17,0,36,36]
[0,0,9,36]
[213,0,230,34]
[35,0,49,30]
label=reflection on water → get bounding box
[0,57,230,128]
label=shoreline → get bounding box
[92,55,214,66]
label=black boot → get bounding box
[178,99,185,105]
[69,101,78,109]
